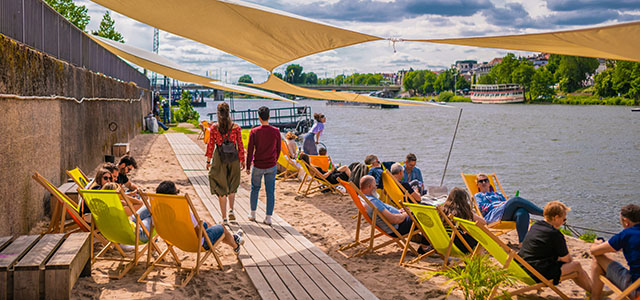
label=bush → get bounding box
[174,90,200,122]
[449,95,472,102]
[422,254,517,300]
[579,231,597,243]
[438,91,454,102]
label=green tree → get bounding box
[91,11,124,42]
[594,68,616,98]
[273,72,283,80]
[421,71,437,94]
[403,71,418,95]
[455,74,470,91]
[477,73,496,84]
[434,70,454,92]
[305,72,318,84]
[285,64,303,83]
[530,67,555,100]
[335,74,345,85]
[238,74,253,83]
[554,55,599,92]
[173,90,199,122]
[44,0,90,31]
[512,63,535,100]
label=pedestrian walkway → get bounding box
[166,133,378,300]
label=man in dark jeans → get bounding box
[246,106,281,225]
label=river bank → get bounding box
[400,94,639,106]
[30,126,628,299]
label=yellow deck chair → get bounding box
[66,167,93,216]
[241,128,250,149]
[454,217,578,300]
[296,159,342,197]
[77,189,153,279]
[276,139,299,181]
[138,192,224,287]
[461,172,516,233]
[32,172,108,244]
[308,155,333,172]
[197,120,209,140]
[337,179,418,258]
[600,276,640,300]
[403,203,475,269]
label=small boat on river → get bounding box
[632,108,640,112]
[470,84,524,104]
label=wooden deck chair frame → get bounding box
[460,172,516,234]
[454,217,578,300]
[138,192,224,287]
[78,189,154,279]
[32,172,108,245]
[337,179,418,258]
[402,203,475,270]
[296,159,342,197]
[600,276,640,300]
[66,166,93,218]
[276,139,299,181]
[308,154,333,172]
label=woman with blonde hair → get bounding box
[205,102,245,224]
[284,131,298,159]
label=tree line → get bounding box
[45,0,124,42]
[402,69,470,96]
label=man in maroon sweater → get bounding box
[246,106,281,225]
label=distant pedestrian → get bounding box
[206,102,245,224]
[302,113,325,155]
[162,100,170,123]
[246,106,281,225]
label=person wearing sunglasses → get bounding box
[475,173,543,246]
[302,113,326,155]
[89,168,113,190]
[518,201,592,294]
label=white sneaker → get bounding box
[248,211,256,222]
[263,215,272,226]
[233,230,245,254]
[119,244,135,252]
[222,218,229,225]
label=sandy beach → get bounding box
[32,124,626,299]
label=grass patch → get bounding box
[579,231,597,243]
[141,128,166,134]
[449,95,472,102]
[169,126,198,135]
[559,227,573,237]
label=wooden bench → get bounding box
[0,233,90,300]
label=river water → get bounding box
[196,99,640,235]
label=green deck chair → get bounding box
[454,217,577,300]
[78,189,153,279]
[403,203,474,269]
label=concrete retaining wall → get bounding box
[0,34,150,235]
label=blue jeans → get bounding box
[134,206,153,242]
[250,166,277,216]
[203,224,224,250]
[501,196,544,243]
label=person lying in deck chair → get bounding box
[518,201,592,293]
[590,204,640,300]
[359,175,430,254]
[138,181,245,253]
[475,173,543,246]
[300,153,350,185]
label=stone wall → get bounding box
[0,34,150,235]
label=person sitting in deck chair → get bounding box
[300,153,350,185]
[403,153,424,195]
[116,155,140,193]
[475,173,543,246]
[365,155,384,189]
[284,131,298,159]
[440,187,484,254]
[518,201,592,293]
[359,175,430,253]
[590,204,640,300]
[389,163,421,203]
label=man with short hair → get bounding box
[365,154,383,188]
[116,155,139,192]
[590,204,640,300]
[390,163,421,202]
[403,153,424,194]
[518,201,592,293]
[246,106,281,226]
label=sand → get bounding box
[33,124,626,299]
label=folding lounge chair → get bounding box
[32,172,108,244]
[454,217,578,300]
[197,120,209,140]
[77,189,154,279]
[337,179,417,258]
[600,276,640,300]
[461,172,516,233]
[402,203,474,269]
[66,167,91,189]
[276,139,299,181]
[308,154,333,172]
[296,159,342,197]
[138,192,224,287]
[241,128,250,149]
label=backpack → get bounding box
[218,125,239,163]
[348,162,368,188]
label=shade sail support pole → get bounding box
[440,108,463,186]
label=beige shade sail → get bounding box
[90,35,297,103]
[91,0,382,71]
[245,75,444,107]
[407,21,640,62]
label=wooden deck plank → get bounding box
[273,265,312,300]
[245,266,278,300]
[259,266,295,300]
[285,265,330,300]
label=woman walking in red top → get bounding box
[206,102,245,224]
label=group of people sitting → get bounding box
[307,150,639,299]
[84,156,245,254]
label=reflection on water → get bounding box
[197,99,640,235]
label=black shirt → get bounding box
[116,173,129,185]
[400,182,415,195]
[517,220,568,284]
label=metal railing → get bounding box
[0,0,150,89]
[208,106,312,133]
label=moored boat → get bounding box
[471,84,524,104]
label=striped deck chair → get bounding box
[77,189,154,279]
[403,203,475,269]
[308,154,333,172]
[454,217,578,300]
[276,139,299,181]
[296,159,342,197]
[32,172,107,244]
[138,192,224,287]
[337,179,417,258]
[461,172,516,233]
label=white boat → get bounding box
[470,84,524,104]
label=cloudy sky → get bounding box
[78,0,640,83]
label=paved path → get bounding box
[166,133,378,300]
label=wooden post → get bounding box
[45,233,90,300]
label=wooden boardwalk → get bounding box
[166,133,378,300]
